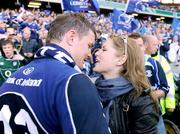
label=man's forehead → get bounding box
[2,44,13,47]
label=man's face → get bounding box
[72,30,95,69]
[6,28,15,39]
[23,28,31,40]
[2,43,14,59]
[6,28,15,35]
[145,37,158,55]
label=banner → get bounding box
[172,18,180,32]
[112,9,141,33]
[62,0,100,14]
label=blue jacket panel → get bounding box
[145,58,169,95]
[0,58,110,134]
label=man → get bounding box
[151,36,176,114]
[129,33,169,134]
[20,27,39,62]
[142,35,169,99]
[167,35,180,63]
[0,13,110,133]
[156,34,169,59]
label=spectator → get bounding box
[167,35,180,63]
[20,27,39,62]
[151,41,176,114]
[156,34,169,59]
[37,28,48,47]
[142,35,169,134]
[0,39,25,86]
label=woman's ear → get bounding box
[117,55,127,66]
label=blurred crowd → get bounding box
[100,0,180,12]
[153,5,180,12]
[0,8,56,62]
[103,0,126,3]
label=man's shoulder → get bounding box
[32,58,79,76]
[146,57,161,67]
[0,57,20,68]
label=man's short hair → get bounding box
[46,13,96,43]
[1,39,14,47]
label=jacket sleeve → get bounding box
[67,74,110,134]
[130,95,159,134]
[156,60,169,95]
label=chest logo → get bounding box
[146,70,152,77]
[23,67,34,75]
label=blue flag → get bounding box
[137,25,146,35]
[172,18,180,32]
[62,0,100,14]
[126,0,160,13]
[112,9,141,33]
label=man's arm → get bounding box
[146,59,169,99]
[155,60,169,98]
[67,74,110,134]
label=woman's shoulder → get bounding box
[115,89,154,108]
[131,89,154,107]
[115,89,154,110]
[129,89,158,117]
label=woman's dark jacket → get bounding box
[109,89,159,134]
[95,76,159,134]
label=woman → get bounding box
[93,35,159,134]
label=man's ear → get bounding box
[143,41,148,49]
[117,55,127,66]
[65,29,77,46]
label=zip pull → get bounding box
[123,103,129,112]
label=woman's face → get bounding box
[93,38,122,79]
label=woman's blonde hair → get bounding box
[110,35,150,96]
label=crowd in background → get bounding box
[103,0,126,4]
[0,8,55,60]
[0,7,179,65]
[100,0,180,12]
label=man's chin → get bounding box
[76,63,84,70]
[5,55,11,59]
